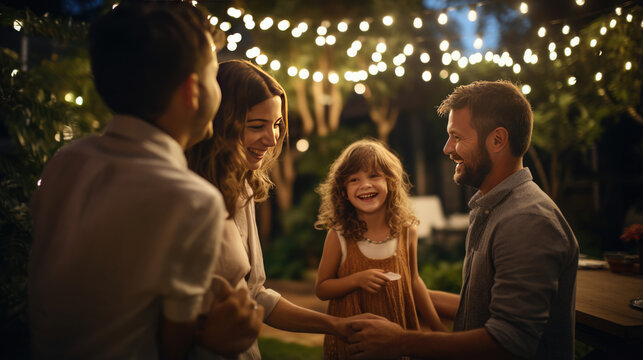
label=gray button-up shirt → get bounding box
[454,168,578,359]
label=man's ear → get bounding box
[486,126,509,153]
[178,73,200,111]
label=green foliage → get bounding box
[420,260,463,294]
[258,337,323,360]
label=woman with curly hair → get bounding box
[315,139,446,359]
[186,59,358,359]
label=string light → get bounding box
[354,83,366,94]
[227,42,237,51]
[615,7,622,16]
[575,0,585,6]
[246,47,260,58]
[403,44,414,56]
[439,69,449,79]
[220,21,231,32]
[570,36,580,47]
[372,52,382,62]
[298,22,309,32]
[537,27,546,37]
[287,66,298,77]
[256,54,268,65]
[10,69,18,77]
[413,17,423,29]
[626,14,633,23]
[564,47,571,56]
[326,35,337,45]
[329,72,339,84]
[382,15,393,26]
[473,36,483,49]
[315,36,326,46]
[485,51,494,62]
[227,7,242,18]
[594,72,602,81]
[568,76,577,85]
[420,52,430,63]
[513,63,521,73]
[395,66,405,77]
[451,50,461,61]
[278,20,290,31]
[298,69,310,79]
[359,21,370,32]
[609,19,617,28]
[519,2,528,14]
[64,92,74,102]
[296,139,309,152]
[376,41,387,53]
[377,62,387,72]
[422,71,431,82]
[457,57,468,68]
[521,84,531,94]
[468,6,477,22]
[549,52,557,61]
[439,40,449,51]
[562,25,570,34]
[75,96,84,105]
[368,64,379,75]
[270,60,281,70]
[442,53,452,65]
[313,71,324,82]
[589,39,597,47]
[548,42,556,52]
[338,21,348,32]
[317,26,327,35]
[438,12,448,25]
[259,17,273,30]
[625,61,632,70]
[599,26,607,35]
[209,16,219,26]
[449,72,459,83]
[291,28,302,37]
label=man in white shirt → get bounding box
[28,2,262,359]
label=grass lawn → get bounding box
[258,337,323,360]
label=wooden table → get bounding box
[575,269,643,356]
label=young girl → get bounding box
[315,139,446,359]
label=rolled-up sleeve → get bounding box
[484,214,567,358]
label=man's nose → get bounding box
[443,138,453,155]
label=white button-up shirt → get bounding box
[29,115,225,359]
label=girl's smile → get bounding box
[345,169,388,215]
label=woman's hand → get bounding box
[350,269,390,293]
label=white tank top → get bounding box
[337,232,398,266]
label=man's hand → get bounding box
[351,269,390,293]
[198,279,264,357]
[331,313,383,340]
[347,315,405,359]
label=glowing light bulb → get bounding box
[383,15,393,26]
[575,0,585,6]
[422,70,431,82]
[625,61,632,70]
[395,66,405,77]
[291,28,302,37]
[615,7,622,16]
[457,57,468,68]
[377,62,387,72]
[220,22,231,32]
[75,96,84,105]
[278,20,290,31]
[226,42,237,51]
[538,27,546,37]
[259,17,273,30]
[354,83,366,94]
[413,17,422,29]
[473,36,483,49]
[313,71,324,82]
[600,26,607,35]
[10,69,18,77]
[287,66,298,77]
[468,9,477,22]
[485,51,494,62]
[344,71,353,81]
[549,52,557,61]
[438,12,448,25]
[519,2,528,14]
[298,22,309,32]
[626,14,633,22]
[590,39,597,47]
[609,19,616,28]
[372,52,382,62]
[403,44,414,56]
[564,47,571,56]
[315,36,326,46]
[368,64,378,75]
[64,92,74,102]
[359,21,369,32]
[442,53,452,65]
[338,22,348,32]
[521,84,531,94]
[270,60,281,71]
[548,42,556,52]
[246,47,260,58]
[329,72,339,84]
[570,36,580,47]
[439,69,449,79]
[449,72,459,83]
[227,7,242,18]
[451,50,461,61]
[326,35,336,45]
[209,16,218,26]
[562,25,570,34]
[439,40,449,51]
[347,48,357,57]
[298,69,310,80]
[256,54,268,65]
[513,64,521,73]
[317,26,327,36]
[296,139,309,152]
[420,52,430,63]
[568,76,577,85]
[595,72,602,81]
[376,42,387,53]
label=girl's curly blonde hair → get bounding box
[314,139,418,242]
[187,60,288,218]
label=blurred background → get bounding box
[1,0,641,358]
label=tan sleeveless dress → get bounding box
[323,228,420,359]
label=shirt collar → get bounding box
[468,168,533,211]
[104,114,187,169]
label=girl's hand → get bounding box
[351,269,390,293]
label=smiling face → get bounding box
[443,107,492,189]
[344,168,389,216]
[243,95,283,170]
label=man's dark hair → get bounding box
[437,80,533,157]
[89,1,220,122]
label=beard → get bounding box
[454,144,492,189]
